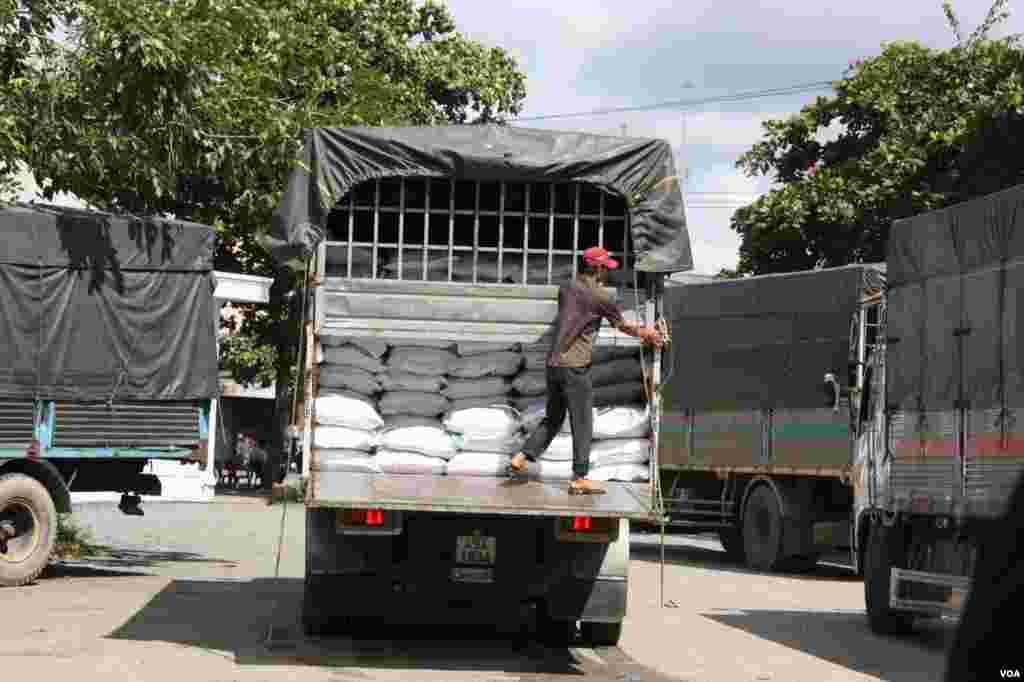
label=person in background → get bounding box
[508,246,664,495]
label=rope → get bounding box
[272,260,311,582]
[630,246,672,608]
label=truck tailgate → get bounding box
[308,471,655,521]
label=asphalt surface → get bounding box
[0,496,960,681]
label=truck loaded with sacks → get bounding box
[266,126,692,644]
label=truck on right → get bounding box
[858,183,1024,634]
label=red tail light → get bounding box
[558,515,619,543]
[571,516,593,532]
[339,508,386,527]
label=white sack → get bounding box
[443,377,511,400]
[387,347,455,376]
[445,452,512,477]
[379,371,447,393]
[378,425,458,460]
[446,351,523,379]
[375,449,447,475]
[443,405,521,437]
[588,438,652,468]
[592,405,650,439]
[457,432,525,454]
[318,364,382,395]
[378,391,450,417]
[536,459,574,481]
[589,463,650,483]
[512,371,548,396]
[321,344,387,373]
[555,405,650,439]
[313,426,377,452]
[315,393,384,431]
[315,450,383,474]
[539,434,575,462]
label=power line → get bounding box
[515,80,836,122]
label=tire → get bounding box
[0,473,57,588]
[742,484,784,572]
[541,617,577,646]
[863,522,914,635]
[718,528,745,561]
[580,621,622,647]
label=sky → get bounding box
[12,1,1019,274]
[441,0,1022,274]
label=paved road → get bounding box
[0,498,957,681]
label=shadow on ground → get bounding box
[629,540,860,583]
[705,608,954,682]
[42,563,155,580]
[106,577,671,679]
[50,546,238,575]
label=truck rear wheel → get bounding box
[0,473,57,587]
[580,621,622,647]
[742,484,784,571]
[864,522,914,635]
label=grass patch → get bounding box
[52,513,99,560]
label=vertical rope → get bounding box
[273,260,311,581]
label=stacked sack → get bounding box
[515,345,652,482]
[312,336,652,482]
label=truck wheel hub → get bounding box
[0,500,40,563]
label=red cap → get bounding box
[583,246,619,270]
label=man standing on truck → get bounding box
[509,246,664,494]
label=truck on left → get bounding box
[0,202,220,586]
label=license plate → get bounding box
[455,534,496,565]
[451,567,494,584]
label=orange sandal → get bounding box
[568,479,607,495]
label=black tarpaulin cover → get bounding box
[663,264,885,411]
[0,203,219,401]
[267,125,692,273]
[887,184,1024,411]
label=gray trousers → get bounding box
[521,365,593,479]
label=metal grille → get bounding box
[0,399,35,447]
[52,401,200,449]
[321,178,630,285]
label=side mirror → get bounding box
[823,373,841,412]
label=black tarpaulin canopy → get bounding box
[266,125,693,273]
[886,184,1024,411]
[0,203,219,401]
[663,264,886,411]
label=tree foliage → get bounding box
[16,0,527,391]
[728,0,1024,276]
[0,0,78,196]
